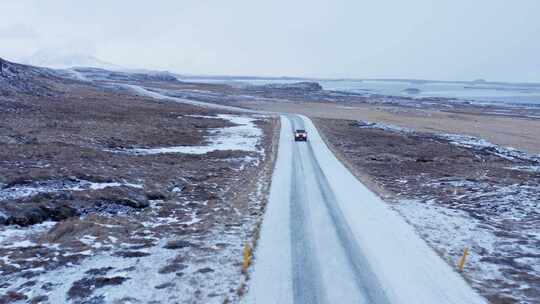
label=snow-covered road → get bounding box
[245,115,487,304]
[124,84,255,113]
[119,85,486,303]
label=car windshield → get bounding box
[296,130,306,133]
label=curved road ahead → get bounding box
[245,115,486,304]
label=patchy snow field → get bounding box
[123,84,253,113]
[4,219,252,303]
[0,60,280,303]
[111,114,263,156]
[0,112,275,303]
[357,120,540,163]
[353,120,540,303]
[0,222,57,250]
[0,179,142,202]
[391,179,540,303]
[317,117,540,303]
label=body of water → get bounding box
[320,80,540,106]
[180,77,540,106]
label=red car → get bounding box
[294,129,308,141]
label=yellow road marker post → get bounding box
[458,247,469,272]
[242,243,252,273]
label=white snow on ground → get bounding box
[123,84,255,113]
[439,133,530,161]
[65,68,89,81]
[354,119,540,301]
[391,200,502,280]
[0,79,271,302]
[115,114,262,155]
[357,120,540,162]
[6,239,176,303]
[0,115,269,303]
[2,171,270,303]
[505,165,540,173]
[392,197,540,301]
[0,179,143,201]
[357,120,415,133]
[2,176,269,303]
[0,221,56,247]
[356,120,540,302]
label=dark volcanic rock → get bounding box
[145,191,168,200]
[158,263,188,274]
[197,267,214,274]
[164,240,193,249]
[0,291,28,303]
[112,197,149,209]
[1,204,78,226]
[155,282,175,289]
[29,295,49,304]
[68,276,129,299]
[113,251,151,258]
[85,267,115,276]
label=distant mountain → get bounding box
[71,67,179,83]
[249,81,323,91]
[23,50,123,70]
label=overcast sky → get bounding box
[1,0,539,81]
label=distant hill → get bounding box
[71,67,179,83]
[23,50,123,70]
[0,57,74,97]
[0,57,180,98]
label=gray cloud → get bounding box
[1,0,539,82]
[0,24,38,39]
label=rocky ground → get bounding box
[72,67,540,303]
[0,59,278,303]
[315,118,540,304]
[3,57,540,303]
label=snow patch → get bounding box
[356,120,415,133]
[112,114,262,155]
[0,221,56,247]
[123,84,255,113]
[0,179,143,201]
[505,165,540,173]
[391,198,539,302]
[355,120,540,163]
